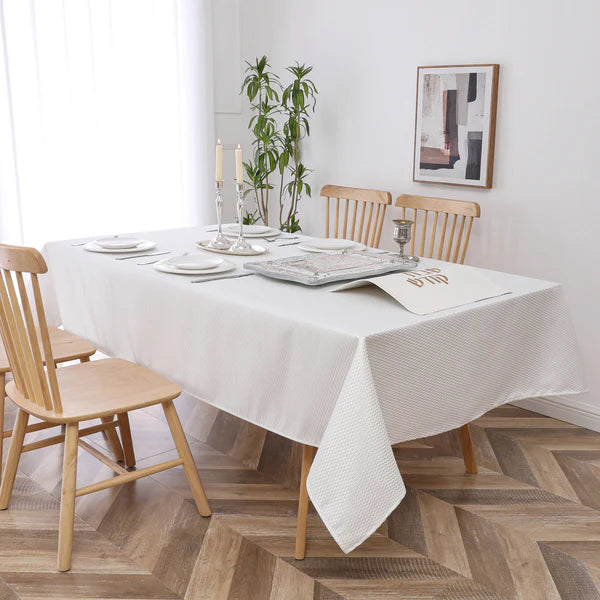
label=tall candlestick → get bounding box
[230,181,253,254]
[215,139,223,182]
[207,180,232,250]
[235,144,243,184]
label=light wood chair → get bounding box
[394,194,481,264]
[321,185,392,247]
[0,244,211,572]
[0,330,136,483]
[295,193,482,560]
[394,194,481,480]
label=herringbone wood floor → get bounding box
[2,392,600,599]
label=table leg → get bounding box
[457,424,478,474]
[295,444,316,560]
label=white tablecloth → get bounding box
[42,227,586,552]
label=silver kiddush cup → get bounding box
[392,219,418,262]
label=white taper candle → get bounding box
[215,139,223,182]
[235,144,243,184]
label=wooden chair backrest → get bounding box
[395,194,481,264]
[321,185,392,248]
[0,244,62,412]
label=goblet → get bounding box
[392,219,418,262]
[208,180,233,250]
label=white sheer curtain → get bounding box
[0,0,214,248]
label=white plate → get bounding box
[306,238,356,250]
[95,236,144,249]
[220,224,280,238]
[154,258,235,275]
[166,255,223,270]
[298,239,366,253]
[196,240,267,256]
[84,240,157,253]
[222,223,270,235]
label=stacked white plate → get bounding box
[83,236,156,253]
[221,224,280,238]
[154,254,235,275]
[298,238,366,253]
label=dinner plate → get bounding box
[95,236,144,249]
[154,258,235,275]
[307,238,356,250]
[298,239,366,253]
[166,255,223,270]
[83,240,157,253]
[221,224,280,238]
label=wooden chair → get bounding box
[1,330,136,483]
[321,185,392,247]
[394,194,481,264]
[294,193,482,560]
[0,244,211,572]
[394,194,481,481]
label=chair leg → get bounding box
[101,416,125,463]
[0,372,5,484]
[295,444,316,560]
[0,408,29,510]
[457,424,478,474]
[57,422,79,572]
[78,356,126,464]
[161,400,211,516]
[116,412,136,468]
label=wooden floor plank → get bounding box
[269,559,315,600]
[3,399,600,599]
[0,572,180,599]
[538,542,600,600]
[0,575,20,600]
[226,536,277,599]
[418,491,471,578]
[184,519,242,600]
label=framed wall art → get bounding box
[413,64,499,188]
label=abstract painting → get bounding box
[413,65,499,188]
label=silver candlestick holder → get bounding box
[392,219,419,262]
[208,180,232,250]
[230,182,254,254]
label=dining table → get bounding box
[41,225,586,553]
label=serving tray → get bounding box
[244,251,419,286]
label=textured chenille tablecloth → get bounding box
[42,226,586,553]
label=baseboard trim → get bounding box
[515,396,600,433]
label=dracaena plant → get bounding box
[279,63,317,232]
[241,57,317,232]
[241,57,281,226]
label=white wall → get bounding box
[213,0,264,217]
[217,0,600,426]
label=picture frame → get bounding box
[413,64,499,188]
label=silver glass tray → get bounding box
[244,251,419,286]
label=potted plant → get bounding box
[241,56,317,232]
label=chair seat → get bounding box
[0,326,96,373]
[5,358,181,423]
